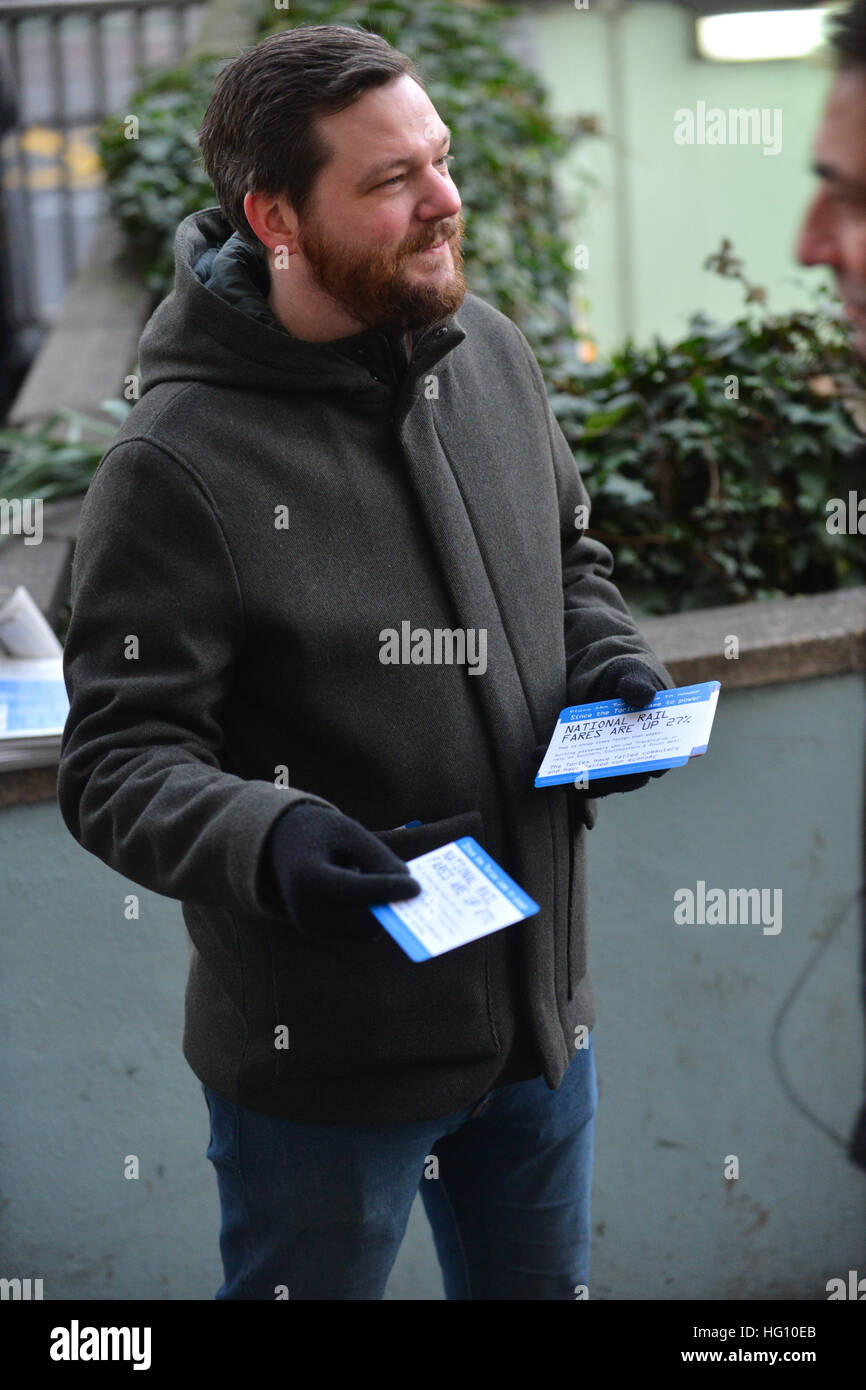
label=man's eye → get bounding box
[378,154,454,189]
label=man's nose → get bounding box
[419,173,461,224]
[796,193,839,268]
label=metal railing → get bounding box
[0,1,206,383]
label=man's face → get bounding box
[292,73,466,333]
[796,67,866,353]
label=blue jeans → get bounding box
[202,1034,597,1300]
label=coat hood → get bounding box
[137,207,467,407]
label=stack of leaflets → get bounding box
[0,586,69,771]
[534,681,721,787]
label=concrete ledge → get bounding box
[0,764,58,810]
[638,585,866,689]
[7,219,153,428]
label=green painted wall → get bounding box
[521,1,835,353]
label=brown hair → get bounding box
[198,23,423,246]
[830,0,866,69]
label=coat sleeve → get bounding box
[512,326,675,707]
[57,436,336,921]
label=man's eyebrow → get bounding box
[812,159,866,194]
[358,126,452,187]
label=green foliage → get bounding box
[548,261,866,614]
[96,55,226,293]
[0,402,132,543]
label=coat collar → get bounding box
[188,212,464,395]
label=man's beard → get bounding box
[297,208,467,332]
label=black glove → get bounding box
[535,658,670,799]
[582,658,669,796]
[265,803,421,942]
[590,657,665,710]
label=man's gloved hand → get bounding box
[582,658,669,796]
[590,657,666,710]
[265,803,421,942]
[535,658,670,799]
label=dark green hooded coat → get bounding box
[58,208,673,1123]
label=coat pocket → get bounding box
[373,808,485,860]
[272,808,500,1080]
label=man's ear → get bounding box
[243,191,299,256]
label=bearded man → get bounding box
[58,23,673,1300]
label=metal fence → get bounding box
[0,0,206,386]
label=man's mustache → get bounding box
[402,220,461,257]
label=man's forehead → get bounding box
[323,78,442,146]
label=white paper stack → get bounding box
[534,681,721,788]
[0,586,69,771]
